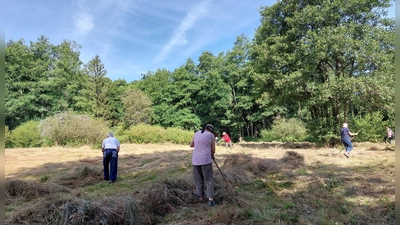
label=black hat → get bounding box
[205,124,217,135]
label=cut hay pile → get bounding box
[57,165,103,188]
[280,150,305,169]
[6,179,70,204]
[6,196,141,225]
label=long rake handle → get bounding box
[213,158,228,184]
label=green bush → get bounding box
[38,112,109,147]
[306,116,338,145]
[5,126,12,148]
[165,127,193,144]
[122,124,193,144]
[10,121,42,148]
[260,118,307,142]
[351,111,392,142]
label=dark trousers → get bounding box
[341,138,353,152]
[103,149,118,181]
[384,136,393,144]
[193,163,214,199]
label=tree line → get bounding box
[5,0,394,144]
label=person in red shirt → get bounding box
[218,132,232,149]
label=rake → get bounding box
[213,158,228,186]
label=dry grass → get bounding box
[5,141,395,224]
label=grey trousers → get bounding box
[193,163,214,199]
[225,141,232,149]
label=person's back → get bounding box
[192,130,214,166]
[340,127,351,140]
[102,136,120,149]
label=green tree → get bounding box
[5,36,85,129]
[5,39,39,129]
[108,79,128,126]
[80,55,113,120]
[251,0,394,143]
[121,88,153,127]
[169,59,202,130]
[195,51,231,129]
[137,68,175,127]
[223,35,266,139]
[50,40,84,112]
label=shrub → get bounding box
[10,121,42,148]
[165,127,193,144]
[5,126,12,148]
[305,116,338,145]
[38,112,109,147]
[351,111,391,142]
[122,124,193,144]
[260,118,307,142]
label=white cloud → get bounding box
[75,12,94,34]
[155,0,212,62]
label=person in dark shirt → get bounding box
[340,123,358,158]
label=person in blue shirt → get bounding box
[340,123,358,158]
[102,132,120,183]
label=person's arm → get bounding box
[190,137,195,147]
[211,137,216,159]
[117,145,120,153]
[349,131,358,136]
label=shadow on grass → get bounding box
[5,148,395,225]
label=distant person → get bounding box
[102,132,120,184]
[384,126,394,144]
[190,124,217,207]
[218,132,232,149]
[340,123,358,158]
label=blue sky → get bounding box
[5,0,395,82]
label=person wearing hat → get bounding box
[218,132,232,150]
[190,123,217,207]
[102,132,120,183]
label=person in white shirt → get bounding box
[102,132,120,183]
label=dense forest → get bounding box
[5,0,394,145]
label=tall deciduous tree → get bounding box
[137,68,174,127]
[121,89,153,127]
[196,51,231,129]
[169,59,201,130]
[251,0,394,142]
[223,35,264,138]
[5,36,84,129]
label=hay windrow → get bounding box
[57,165,103,188]
[280,150,305,169]
[5,179,70,202]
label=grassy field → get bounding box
[5,141,395,224]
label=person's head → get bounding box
[222,132,227,135]
[342,123,348,128]
[386,126,389,129]
[202,124,217,136]
[107,132,114,137]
